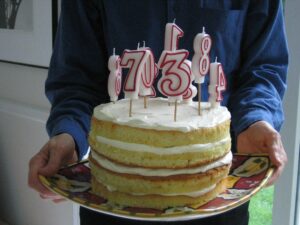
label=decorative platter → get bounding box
[39,153,273,221]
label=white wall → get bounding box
[0,62,75,225]
[272,0,300,224]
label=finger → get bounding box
[265,141,287,185]
[40,193,65,202]
[28,144,55,195]
[39,193,59,199]
[53,198,67,203]
[38,147,63,177]
[266,163,285,186]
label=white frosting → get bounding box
[93,97,231,132]
[96,135,231,155]
[131,184,216,197]
[91,151,232,177]
[101,181,216,197]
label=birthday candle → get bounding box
[164,21,184,51]
[208,58,227,108]
[158,22,191,102]
[120,47,151,100]
[107,49,122,102]
[183,59,197,103]
[158,49,191,102]
[192,27,212,84]
[139,42,158,97]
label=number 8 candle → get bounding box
[192,27,212,114]
[108,48,122,102]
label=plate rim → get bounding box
[39,153,274,221]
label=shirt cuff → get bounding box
[231,108,275,135]
[47,117,89,160]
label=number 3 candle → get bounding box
[158,21,191,103]
[158,21,191,121]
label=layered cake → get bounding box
[88,97,232,209]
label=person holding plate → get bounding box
[28,0,288,224]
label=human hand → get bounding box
[237,121,287,186]
[28,133,78,203]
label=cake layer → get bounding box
[90,98,231,148]
[89,118,230,148]
[89,152,231,195]
[91,177,227,209]
[93,98,231,132]
[88,97,232,209]
[89,135,231,168]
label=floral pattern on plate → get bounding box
[39,153,273,221]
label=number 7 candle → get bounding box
[120,45,151,116]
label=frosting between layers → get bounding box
[90,151,232,177]
[93,98,231,132]
[96,135,231,154]
[101,181,217,197]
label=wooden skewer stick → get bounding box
[198,83,202,115]
[144,96,147,109]
[174,100,178,122]
[129,99,133,117]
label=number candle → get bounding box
[183,59,197,104]
[139,42,158,97]
[164,20,184,51]
[192,27,212,83]
[107,48,122,102]
[120,44,151,116]
[157,49,191,102]
[120,48,151,100]
[159,21,191,102]
[208,57,227,108]
[192,27,212,114]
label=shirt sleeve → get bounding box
[45,0,109,160]
[228,0,289,137]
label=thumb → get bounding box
[38,150,63,177]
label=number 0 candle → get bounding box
[139,44,158,97]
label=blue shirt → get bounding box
[46,0,288,160]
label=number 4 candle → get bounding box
[208,57,227,108]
